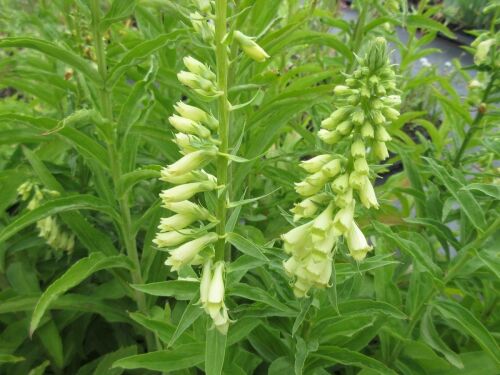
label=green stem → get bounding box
[215,0,229,262]
[453,72,496,167]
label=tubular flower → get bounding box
[200,260,231,334]
[282,37,400,297]
[17,182,75,252]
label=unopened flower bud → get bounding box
[163,200,214,220]
[168,115,211,138]
[318,129,342,145]
[158,213,197,231]
[200,258,213,305]
[174,102,218,130]
[382,95,401,107]
[336,120,353,135]
[334,85,353,95]
[165,148,217,176]
[299,154,332,173]
[165,232,218,271]
[234,31,269,62]
[154,229,196,248]
[160,180,217,202]
[295,180,323,196]
[183,56,216,81]
[382,107,400,121]
[474,38,495,65]
[194,0,211,12]
[190,12,215,42]
[305,170,329,187]
[371,110,386,125]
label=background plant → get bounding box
[0,0,498,374]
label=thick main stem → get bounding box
[215,0,229,262]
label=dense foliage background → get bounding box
[0,0,498,374]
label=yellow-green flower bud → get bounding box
[474,38,495,65]
[162,200,214,221]
[154,229,196,248]
[336,120,353,135]
[160,180,217,202]
[318,129,342,144]
[366,37,389,71]
[173,133,201,153]
[374,141,389,160]
[375,126,392,142]
[177,71,216,94]
[349,171,365,190]
[305,170,329,188]
[331,173,349,194]
[351,139,366,158]
[194,0,211,12]
[382,107,400,121]
[174,101,219,130]
[335,188,353,208]
[282,222,312,255]
[165,232,218,271]
[334,85,353,95]
[361,123,374,139]
[168,115,211,138]
[322,159,342,178]
[165,148,217,176]
[295,180,323,196]
[346,222,372,261]
[371,110,386,125]
[200,258,213,306]
[234,30,270,62]
[351,110,365,125]
[190,12,215,43]
[291,198,318,221]
[332,202,354,234]
[183,56,216,81]
[299,154,333,173]
[359,176,379,209]
[206,261,230,334]
[354,158,369,174]
[382,95,401,107]
[158,214,197,231]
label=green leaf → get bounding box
[107,31,186,87]
[228,283,293,313]
[30,253,133,335]
[226,233,269,261]
[169,293,203,347]
[94,346,138,375]
[100,0,136,31]
[432,299,500,364]
[313,346,398,375]
[421,309,463,369]
[461,183,500,200]
[205,326,227,375]
[0,37,101,83]
[37,320,64,368]
[117,169,160,197]
[112,344,205,372]
[28,360,50,375]
[0,354,24,363]
[0,195,119,244]
[406,15,455,39]
[131,280,199,300]
[372,222,441,275]
[425,158,487,231]
[0,114,109,169]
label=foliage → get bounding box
[0,0,499,374]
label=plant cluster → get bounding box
[0,0,498,374]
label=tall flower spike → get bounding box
[282,37,400,297]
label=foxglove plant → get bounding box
[282,37,400,297]
[154,0,268,334]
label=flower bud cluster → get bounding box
[156,0,230,334]
[282,37,400,298]
[17,182,75,252]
